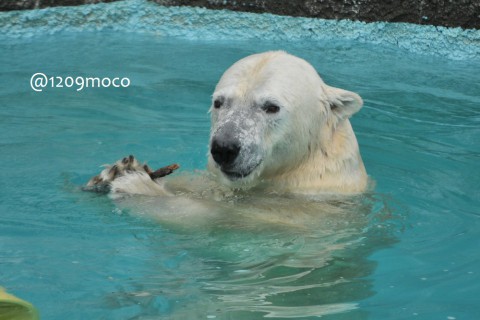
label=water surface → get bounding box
[1,31,479,319]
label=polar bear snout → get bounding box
[210,138,240,168]
[209,118,264,181]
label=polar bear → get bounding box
[87,51,367,197]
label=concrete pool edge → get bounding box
[1,0,479,60]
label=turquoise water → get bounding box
[1,13,480,320]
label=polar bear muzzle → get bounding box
[210,115,264,181]
[210,141,262,180]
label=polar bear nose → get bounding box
[211,138,240,167]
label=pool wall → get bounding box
[2,0,480,29]
[1,0,479,61]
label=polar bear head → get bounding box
[207,51,367,193]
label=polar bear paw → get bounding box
[85,155,179,194]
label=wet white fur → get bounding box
[109,172,169,198]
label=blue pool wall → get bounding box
[2,0,480,30]
[1,0,479,61]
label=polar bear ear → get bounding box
[325,86,363,120]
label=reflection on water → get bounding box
[101,188,404,319]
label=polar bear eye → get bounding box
[213,99,223,109]
[263,103,280,114]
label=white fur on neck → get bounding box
[266,120,367,194]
